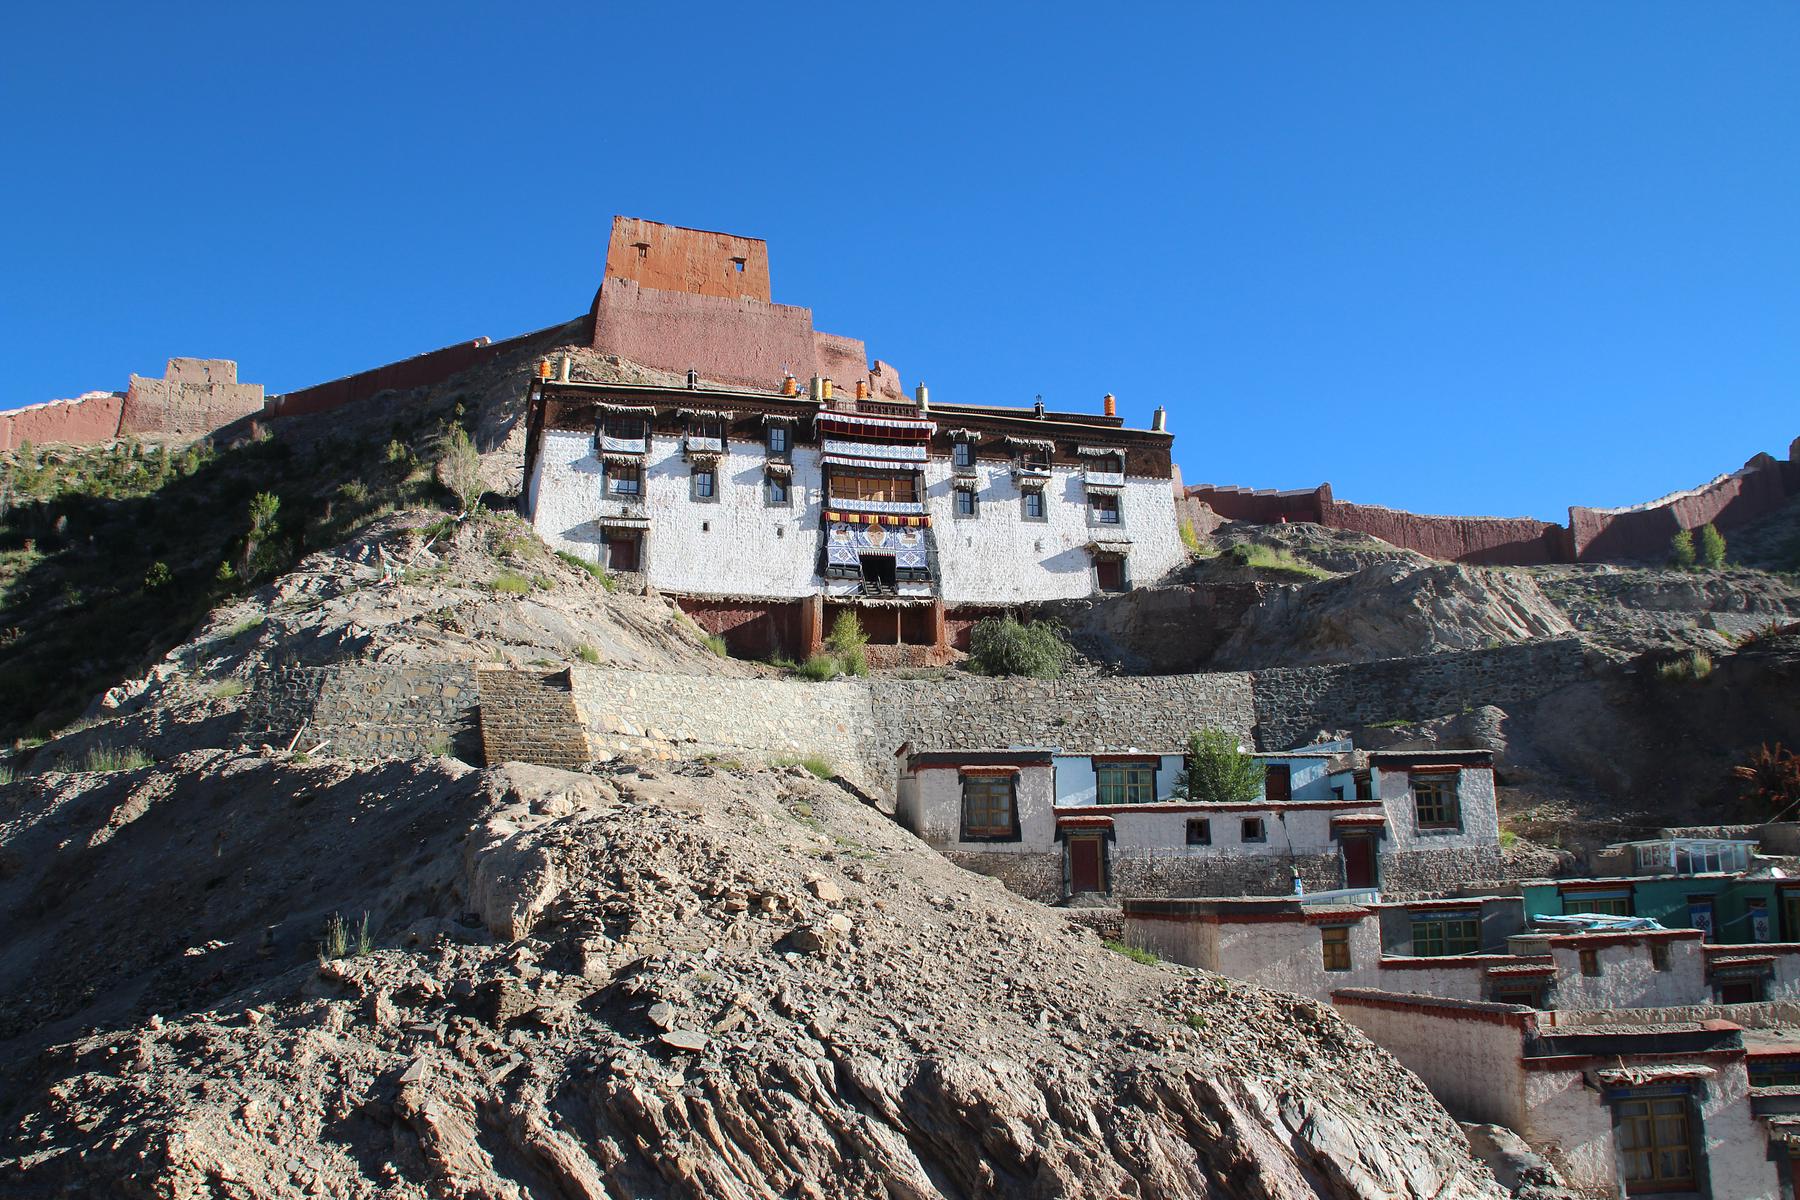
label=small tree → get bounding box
[1171,728,1263,804]
[825,610,869,676]
[437,426,483,516]
[241,492,282,580]
[1670,529,1696,570]
[967,615,1072,678]
[1697,522,1726,569]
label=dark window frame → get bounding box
[1321,926,1352,972]
[606,463,643,497]
[1240,817,1267,844]
[1411,772,1462,831]
[1185,818,1211,846]
[690,465,719,503]
[1021,489,1048,522]
[1095,760,1156,805]
[959,772,1019,842]
[764,471,791,508]
[1087,491,1122,526]
[1411,915,1480,957]
[952,440,974,470]
[953,487,978,519]
[766,424,791,458]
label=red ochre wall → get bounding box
[0,393,125,452]
[270,338,499,418]
[675,597,805,661]
[1188,439,1796,566]
[591,280,821,392]
[606,217,771,303]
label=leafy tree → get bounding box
[825,610,869,676]
[1171,728,1263,804]
[1696,522,1726,569]
[240,492,282,580]
[1669,529,1696,570]
[142,561,172,592]
[967,615,1072,678]
[436,426,483,515]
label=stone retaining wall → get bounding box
[240,664,477,760]
[1251,638,1589,749]
[476,668,592,770]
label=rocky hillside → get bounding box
[0,752,1503,1199]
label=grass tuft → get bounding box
[489,571,532,595]
[1103,938,1161,966]
[81,745,152,773]
[576,643,601,664]
[208,678,247,700]
[1655,650,1713,683]
[703,634,730,658]
[796,654,840,681]
[776,754,835,780]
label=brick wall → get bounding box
[604,216,772,302]
[475,667,592,769]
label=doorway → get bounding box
[1067,837,1106,894]
[859,553,897,595]
[1095,558,1125,593]
[1265,764,1292,804]
[1342,837,1377,889]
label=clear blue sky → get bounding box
[3,4,1796,521]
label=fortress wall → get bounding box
[1183,483,1329,525]
[590,278,820,392]
[1322,500,1572,566]
[269,338,500,418]
[120,358,264,439]
[1569,453,1795,563]
[0,392,125,452]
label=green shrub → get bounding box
[208,679,247,700]
[143,561,172,592]
[1697,522,1726,569]
[1178,520,1202,554]
[81,745,152,773]
[576,643,601,664]
[1103,939,1160,965]
[437,426,483,515]
[490,572,531,595]
[1171,728,1263,804]
[319,911,373,962]
[555,550,616,591]
[0,764,13,786]
[838,644,869,676]
[1656,649,1713,683]
[796,654,840,681]
[703,634,730,658]
[777,754,835,780]
[825,611,868,656]
[337,480,370,505]
[967,615,1073,678]
[1499,829,1518,850]
[1221,541,1330,580]
[225,616,263,639]
[1670,529,1696,570]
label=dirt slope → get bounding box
[0,752,1503,1199]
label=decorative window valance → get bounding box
[591,514,651,530]
[817,412,937,436]
[1076,445,1126,458]
[1007,436,1057,454]
[821,453,924,472]
[1015,474,1048,491]
[823,509,931,528]
[950,476,980,492]
[601,451,645,466]
[945,428,984,442]
[1085,538,1133,557]
[761,413,798,425]
[599,403,658,416]
[763,460,794,476]
[1083,480,1124,496]
[676,408,735,422]
[822,439,927,463]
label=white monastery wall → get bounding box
[1334,996,1531,1130]
[1372,961,1499,1004]
[529,429,607,560]
[642,440,822,597]
[922,461,1185,603]
[1378,766,1500,854]
[1216,917,1383,1003]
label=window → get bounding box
[1095,761,1155,805]
[1580,949,1600,977]
[1264,764,1291,804]
[830,473,916,504]
[1613,1093,1694,1192]
[1750,1061,1800,1088]
[767,425,789,455]
[1088,493,1121,524]
[1354,773,1372,802]
[960,774,1016,840]
[691,468,717,502]
[765,472,790,507]
[1095,558,1126,593]
[954,488,977,518]
[607,464,642,496]
[1321,926,1352,972]
[1411,774,1460,830]
[1410,915,1479,957]
[1241,817,1266,843]
[603,416,644,441]
[952,441,973,469]
[730,256,746,273]
[1186,819,1211,846]
[1651,942,1671,972]
[1568,892,1634,917]
[1719,979,1763,1004]
[1022,490,1046,521]
[1493,986,1539,1008]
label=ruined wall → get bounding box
[1322,501,1571,566]
[1251,638,1589,749]
[475,667,592,769]
[1569,451,1795,562]
[604,216,772,302]
[119,358,264,439]
[0,392,125,452]
[1033,583,1272,675]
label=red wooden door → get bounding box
[1069,838,1104,893]
[1265,765,1291,804]
[1343,837,1376,889]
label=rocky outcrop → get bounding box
[0,753,1504,1198]
[1213,562,1575,670]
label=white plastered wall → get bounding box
[528,431,824,596]
[1336,999,1532,1130]
[906,764,1057,853]
[1210,915,1383,1003]
[922,459,1186,603]
[1379,766,1502,854]
[1547,936,1709,1010]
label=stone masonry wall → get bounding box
[1251,638,1589,749]
[1111,851,1341,899]
[476,668,592,770]
[241,665,478,760]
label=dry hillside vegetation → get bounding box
[0,752,1502,1199]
